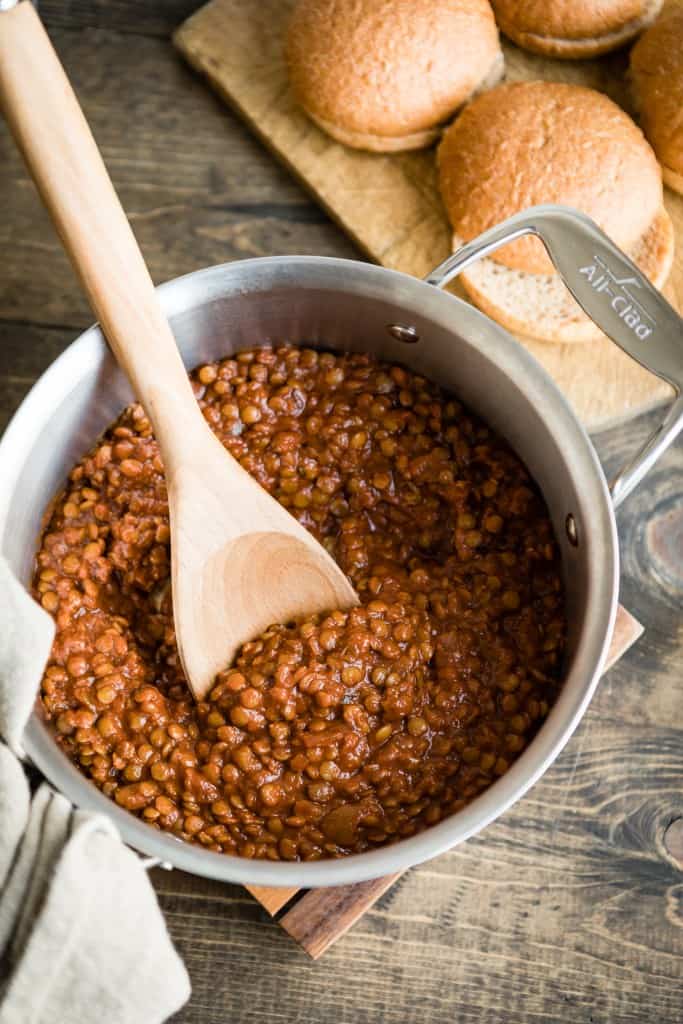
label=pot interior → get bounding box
[0,257,618,887]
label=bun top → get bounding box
[438,81,662,274]
[286,0,501,141]
[631,8,683,176]
[490,0,647,41]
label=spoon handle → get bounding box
[0,2,203,458]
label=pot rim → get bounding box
[0,255,619,887]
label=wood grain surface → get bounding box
[0,3,681,1022]
[174,0,683,431]
[278,872,404,960]
[244,884,299,916]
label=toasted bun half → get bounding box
[438,81,664,275]
[491,0,663,58]
[452,206,674,344]
[286,0,503,153]
[631,7,683,195]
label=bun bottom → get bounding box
[304,111,439,153]
[300,52,504,153]
[496,0,663,58]
[453,206,674,344]
[663,166,683,198]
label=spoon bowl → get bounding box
[168,423,357,699]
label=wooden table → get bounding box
[1,4,681,1021]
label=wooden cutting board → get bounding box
[174,0,683,430]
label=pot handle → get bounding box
[138,854,173,873]
[425,204,683,508]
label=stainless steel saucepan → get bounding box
[1,205,681,888]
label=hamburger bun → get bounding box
[491,0,663,58]
[285,0,503,153]
[450,208,674,343]
[438,81,674,343]
[631,6,683,196]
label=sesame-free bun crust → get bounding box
[491,0,663,58]
[453,206,674,343]
[438,81,663,275]
[631,8,683,190]
[286,0,503,152]
[302,53,504,153]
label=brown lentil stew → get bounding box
[36,346,566,861]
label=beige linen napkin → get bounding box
[0,556,54,758]
[0,745,29,893]
[0,557,191,1024]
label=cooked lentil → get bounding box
[36,346,565,860]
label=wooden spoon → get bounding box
[0,1,357,700]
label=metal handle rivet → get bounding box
[387,324,420,344]
[565,514,579,547]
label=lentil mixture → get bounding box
[36,346,566,861]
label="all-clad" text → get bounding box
[578,262,654,340]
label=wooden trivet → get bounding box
[174,3,647,955]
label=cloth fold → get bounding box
[0,745,29,893]
[0,557,55,759]
[0,556,191,1024]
